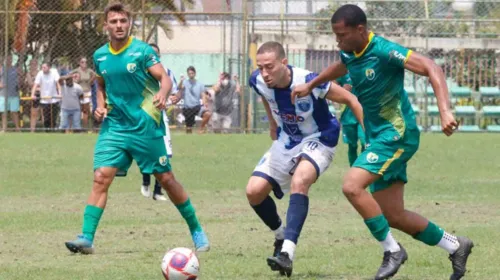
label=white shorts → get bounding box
[252,138,336,199]
[80,92,91,104]
[212,112,232,130]
[162,111,173,158]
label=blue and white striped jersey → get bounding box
[166,68,178,95]
[249,66,340,149]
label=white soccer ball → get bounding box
[161,247,200,280]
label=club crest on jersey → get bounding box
[366,152,379,163]
[365,69,375,80]
[127,63,137,73]
[296,98,311,112]
[159,155,168,166]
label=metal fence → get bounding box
[0,0,499,133]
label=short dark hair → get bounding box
[149,43,160,52]
[104,2,131,21]
[221,72,230,79]
[187,66,196,73]
[331,4,367,27]
[257,41,286,60]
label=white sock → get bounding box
[380,231,401,253]
[437,231,460,254]
[273,224,285,240]
[281,239,296,261]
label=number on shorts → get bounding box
[306,141,319,151]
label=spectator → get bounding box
[70,57,96,130]
[59,74,83,133]
[0,55,21,132]
[31,62,61,131]
[26,59,40,132]
[174,66,211,134]
[211,72,241,133]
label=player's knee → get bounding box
[93,169,112,192]
[157,172,176,189]
[290,174,311,195]
[342,173,363,199]
[246,180,268,205]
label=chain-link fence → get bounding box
[0,0,499,133]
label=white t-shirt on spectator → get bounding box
[35,69,60,104]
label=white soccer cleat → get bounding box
[141,185,150,198]
[153,193,168,201]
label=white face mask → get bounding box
[221,79,229,87]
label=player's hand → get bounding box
[440,110,459,136]
[153,93,167,110]
[94,107,107,122]
[269,127,278,140]
[180,75,185,82]
[291,83,313,104]
[169,95,180,104]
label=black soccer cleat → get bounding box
[267,252,293,277]
[449,236,474,280]
[273,239,284,257]
[374,243,408,280]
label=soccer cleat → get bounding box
[273,239,284,257]
[449,236,474,280]
[141,185,150,198]
[374,243,408,280]
[192,229,210,252]
[65,235,94,254]
[153,193,168,201]
[267,252,293,277]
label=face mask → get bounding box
[221,79,229,86]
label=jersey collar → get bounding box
[354,32,374,58]
[109,36,133,55]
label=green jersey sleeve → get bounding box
[143,45,160,69]
[377,39,413,69]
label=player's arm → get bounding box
[291,62,347,101]
[94,76,107,121]
[325,82,364,130]
[262,98,278,140]
[404,52,457,136]
[148,63,172,110]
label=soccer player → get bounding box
[64,3,209,254]
[292,5,473,280]
[140,43,179,201]
[247,41,364,277]
[335,74,366,166]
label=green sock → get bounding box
[347,145,358,166]
[414,221,444,246]
[176,198,202,234]
[364,214,390,241]
[82,205,104,242]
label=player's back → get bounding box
[340,33,417,140]
[249,66,340,149]
[93,37,164,137]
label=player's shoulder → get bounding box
[93,44,110,59]
[249,69,261,87]
[290,66,317,84]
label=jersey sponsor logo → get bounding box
[127,63,137,73]
[365,68,375,80]
[159,155,168,166]
[342,52,350,58]
[266,98,276,104]
[97,56,107,61]
[366,152,379,163]
[273,110,305,124]
[296,98,311,112]
[129,52,142,57]
[390,50,406,63]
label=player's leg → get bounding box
[267,140,335,277]
[153,111,172,201]
[65,135,133,254]
[141,173,151,197]
[135,136,209,251]
[343,124,359,166]
[373,175,474,280]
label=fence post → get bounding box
[423,0,430,131]
[240,0,248,133]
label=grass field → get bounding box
[1,133,500,280]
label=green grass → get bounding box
[1,133,499,280]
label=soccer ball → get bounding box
[161,247,199,280]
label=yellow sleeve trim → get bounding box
[404,50,413,64]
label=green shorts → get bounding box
[353,128,420,193]
[342,124,366,145]
[93,133,172,176]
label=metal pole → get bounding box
[3,0,8,117]
[141,0,146,41]
[424,0,429,131]
[240,0,248,133]
[222,0,227,71]
[280,0,284,44]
